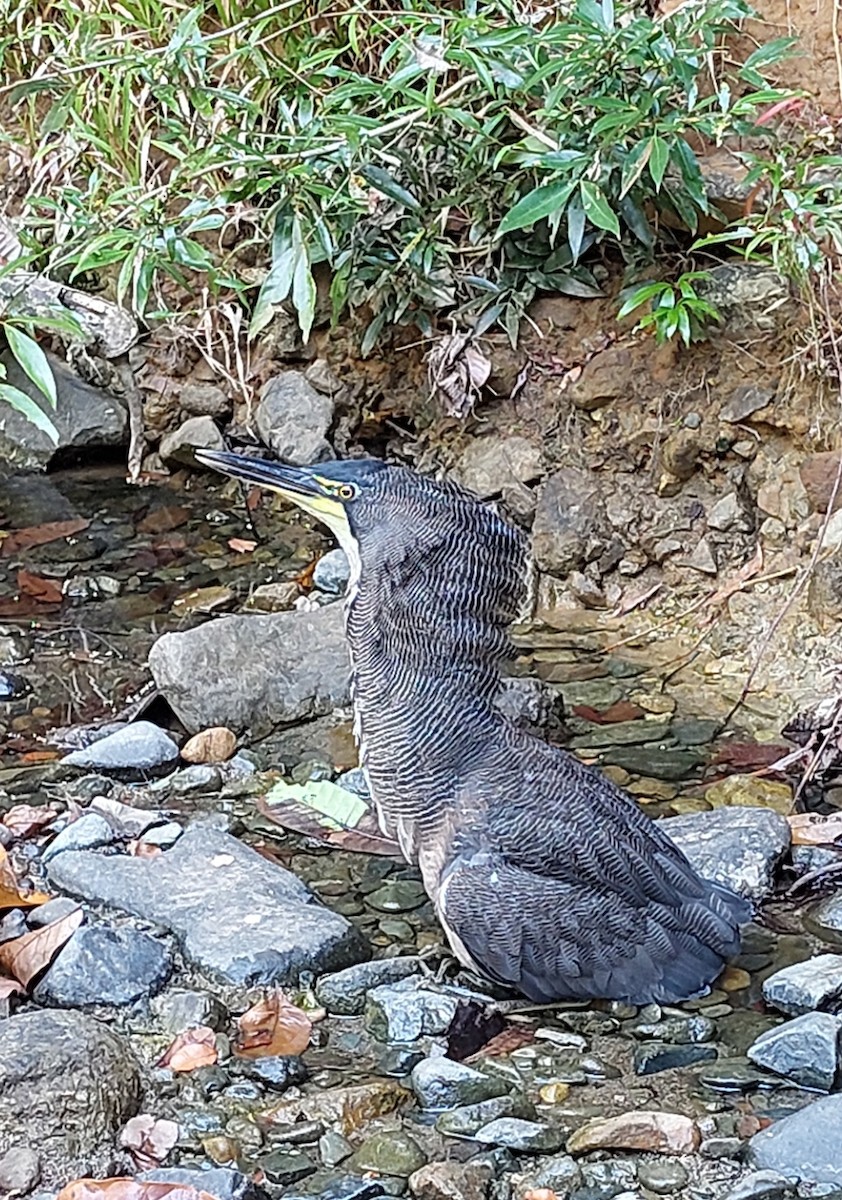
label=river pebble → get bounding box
[762,953,842,1015]
[410,1057,510,1110]
[747,1011,842,1090]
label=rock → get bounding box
[148,604,350,735]
[179,381,231,418]
[512,1153,582,1200]
[567,1111,699,1155]
[28,896,82,929]
[633,1042,717,1075]
[260,1080,411,1135]
[721,386,775,423]
[808,552,842,627]
[0,1147,41,1196]
[637,1161,689,1194]
[0,1010,141,1186]
[410,1057,510,1110]
[280,1175,388,1200]
[746,1011,842,1090]
[47,826,366,987]
[747,1093,842,1185]
[409,1160,493,1200]
[707,492,753,533]
[474,1117,565,1152]
[568,346,634,412]
[532,468,605,576]
[662,428,701,482]
[697,265,792,337]
[242,1055,308,1092]
[159,415,224,465]
[629,1013,715,1044]
[762,954,842,1016]
[43,813,116,862]
[316,957,421,1015]
[495,677,565,735]
[181,726,237,764]
[725,1170,794,1200]
[244,581,301,612]
[600,747,704,781]
[703,775,792,815]
[365,977,460,1042]
[658,807,790,903]
[140,1167,268,1200]
[255,1150,315,1186]
[153,987,228,1033]
[809,892,842,938]
[256,372,334,465]
[435,1095,534,1137]
[61,721,180,777]
[314,549,351,595]
[63,574,122,602]
[800,451,842,514]
[349,1131,426,1178]
[687,537,718,575]
[454,436,543,499]
[0,347,128,473]
[34,924,172,1008]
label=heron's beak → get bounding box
[195,449,350,538]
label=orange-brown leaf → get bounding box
[137,506,190,535]
[0,847,51,909]
[17,569,63,604]
[56,1180,219,1200]
[3,804,55,839]
[788,812,842,846]
[157,1026,218,1072]
[228,537,257,554]
[0,906,82,985]
[235,990,312,1058]
[1,519,90,557]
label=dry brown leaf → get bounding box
[228,537,257,553]
[0,906,82,985]
[119,1114,179,1169]
[3,804,56,839]
[788,812,842,845]
[427,333,491,418]
[157,1026,218,1072]
[137,505,191,535]
[56,1180,218,1200]
[0,846,51,909]
[1,519,90,557]
[235,990,312,1058]
[0,975,24,999]
[17,569,63,604]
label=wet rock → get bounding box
[532,467,605,576]
[349,1131,426,1177]
[567,1111,699,1155]
[256,372,334,465]
[809,893,842,938]
[629,1014,715,1044]
[435,1094,534,1137]
[697,1058,770,1092]
[366,976,460,1042]
[47,826,366,986]
[256,1149,316,1185]
[316,957,421,1015]
[637,1161,689,1194]
[43,812,116,862]
[153,987,228,1033]
[261,1080,411,1136]
[0,1147,41,1196]
[721,386,775,424]
[149,603,350,735]
[697,265,791,337]
[320,1130,353,1168]
[580,1157,638,1194]
[140,1167,269,1200]
[600,747,704,781]
[474,1117,565,1152]
[0,1010,141,1186]
[314,549,351,595]
[701,1137,743,1160]
[34,923,172,1008]
[568,346,633,412]
[409,1160,493,1200]
[410,1056,510,1110]
[280,1174,388,1200]
[633,1042,717,1075]
[0,347,128,472]
[61,721,180,777]
[762,954,842,1016]
[703,775,792,816]
[725,1170,794,1200]
[244,581,301,612]
[747,1093,842,1185]
[243,1055,308,1092]
[746,1011,842,1091]
[512,1153,582,1200]
[658,807,789,902]
[160,415,225,465]
[181,726,237,764]
[800,450,842,514]
[453,436,543,499]
[366,880,427,912]
[63,574,122,602]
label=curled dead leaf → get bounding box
[427,332,491,418]
[0,906,82,986]
[0,846,51,909]
[119,1114,179,1169]
[788,812,842,846]
[158,1025,218,1072]
[1,519,90,557]
[2,804,56,839]
[0,975,24,999]
[235,989,312,1058]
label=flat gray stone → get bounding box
[256,372,334,465]
[140,1167,268,1200]
[313,549,351,595]
[0,1011,141,1186]
[316,957,421,1015]
[762,954,842,1016]
[34,924,173,1008]
[43,813,116,862]
[410,1057,510,1111]
[61,721,180,776]
[658,807,790,903]
[159,415,224,466]
[748,1093,842,1185]
[747,1011,842,1090]
[148,604,350,736]
[365,977,460,1042]
[473,1117,565,1152]
[47,827,366,987]
[453,436,543,499]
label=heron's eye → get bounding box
[337,483,357,501]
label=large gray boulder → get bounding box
[658,807,790,903]
[255,372,334,465]
[532,467,606,576]
[0,1010,141,1186]
[47,826,367,987]
[148,603,350,735]
[748,1093,842,1185]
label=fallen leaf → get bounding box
[427,332,491,418]
[137,505,191,534]
[788,812,842,845]
[235,990,312,1058]
[17,569,63,605]
[465,1023,536,1062]
[0,906,82,985]
[128,840,164,859]
[2,804,55,839]
[0,976,24,999]
[572,701,645,725]
[56,1181,218,1200]
[0,519,90,557]
[257,780,400,857]
[246,486,262,513]
[119,1114,179,1170]
[158,1026,218,1071]
[446,999,506,1061]
[228,537,257,553]
[711,743,793,773]
[15,749,60,765]
[0,847,51,908]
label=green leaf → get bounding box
[580,180,620,237]
[0,383,59,442]
[620,139,653,198]
[4,326,57,408]
[742,37,799,72]
[359,165,422,213]
[292,250,317,344]
[649,135,670,190]
[360,311,387,357]
[263,778,369,833]
[567,194,586,261]
[497,179,576,235]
